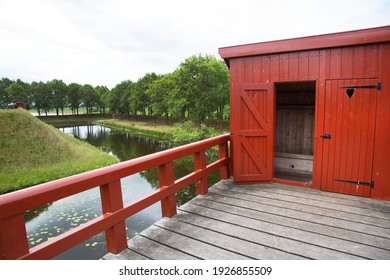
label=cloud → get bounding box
[0,0,389,88]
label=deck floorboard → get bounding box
[102,180,390,260]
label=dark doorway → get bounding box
[274,81,316,183]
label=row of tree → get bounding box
[0,54,230,123]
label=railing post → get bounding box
[0,213,29,259]
[99,180,127,254]
[158,161,176,218]
[194,150,208,195]
[219,141,230,179]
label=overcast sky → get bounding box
[0,0,389,89]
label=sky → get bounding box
[0,0,389,89]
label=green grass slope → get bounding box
[0,109,118,194]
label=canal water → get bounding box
[24,125,219,260]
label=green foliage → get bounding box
[176,54,230,122]
[168,121,218,145]
[67,82,82,114]
[80,84,98,114]
[48,79,67,115]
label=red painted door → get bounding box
[232,83,274,182]
[320,79,379,197]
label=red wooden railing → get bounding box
[0,134,230,260]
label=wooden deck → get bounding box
[102,179,390,260]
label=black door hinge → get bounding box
[334,178,374,188]
[339,82,381,91]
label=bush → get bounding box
[169,121,218,146]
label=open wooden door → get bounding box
[320,79,379,197]
[232,83,274,182]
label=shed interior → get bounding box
[274,81,315,182]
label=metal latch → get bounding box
[334,178,374,188]
[320,134,331,139]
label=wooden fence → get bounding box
[0,134,230,259]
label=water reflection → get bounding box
[26,125,219,259]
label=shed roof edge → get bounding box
[219,25,390,62]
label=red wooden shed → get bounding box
[219,26,390,201]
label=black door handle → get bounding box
[320,134,331,139]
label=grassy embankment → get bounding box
[0,109,118,194]
[95,118,229,143]
[96,119,171,141]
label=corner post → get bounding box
[158,162,176,218]
[194,150,208,194]
[0,213,29,259]
[100,180,127,254]
[219,141,230,179]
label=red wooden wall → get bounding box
[222,26,390,200]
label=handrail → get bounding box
[0,133,230,259]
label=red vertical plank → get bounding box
[345,80,357,195]
[329,48,342,78]
[279,53,289,81]
[252,56,262,83]
[270,54,280,82]
[158,162,176,218]
[100,180,127,254]
[194,150,208,194]
[288,52,299,80]
[353,46,365,78]
[365,45,380,78]
[312,49,328,189]
[333,80,346,193]
[298,51,309,80]
[219,142,230,179]
[261,55,271,83]
[321,80,336,192]
[236,58,246,83]
[338,81,351,194]
[341,47,354,78]
[308,50,320,80]
[244,57,253,82]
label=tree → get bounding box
[131,73,158,116]
[148,73,180,124]
[119,83,132,116]
[109,80,132,115]
[0,78,13,108]
[176,54,229,123]
[67,83,82,115]
[48,79,67,115]
[6,83,28,108]
[80,84,98,114]
[31,81,51,116]
[95,85,110,114]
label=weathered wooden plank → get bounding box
[178,204,365,259]
[155,218,303,260]
[208,186,390,233]
[232,181,390,208]
[224,181,390,216]
[234,180,390,207]
[139,225,251,260]
[102,249,150,260]
[181,201,390,259]
[211,182,390,223]
[173,209,349,260]
[190,195,390,251]
[126,234,198,260]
